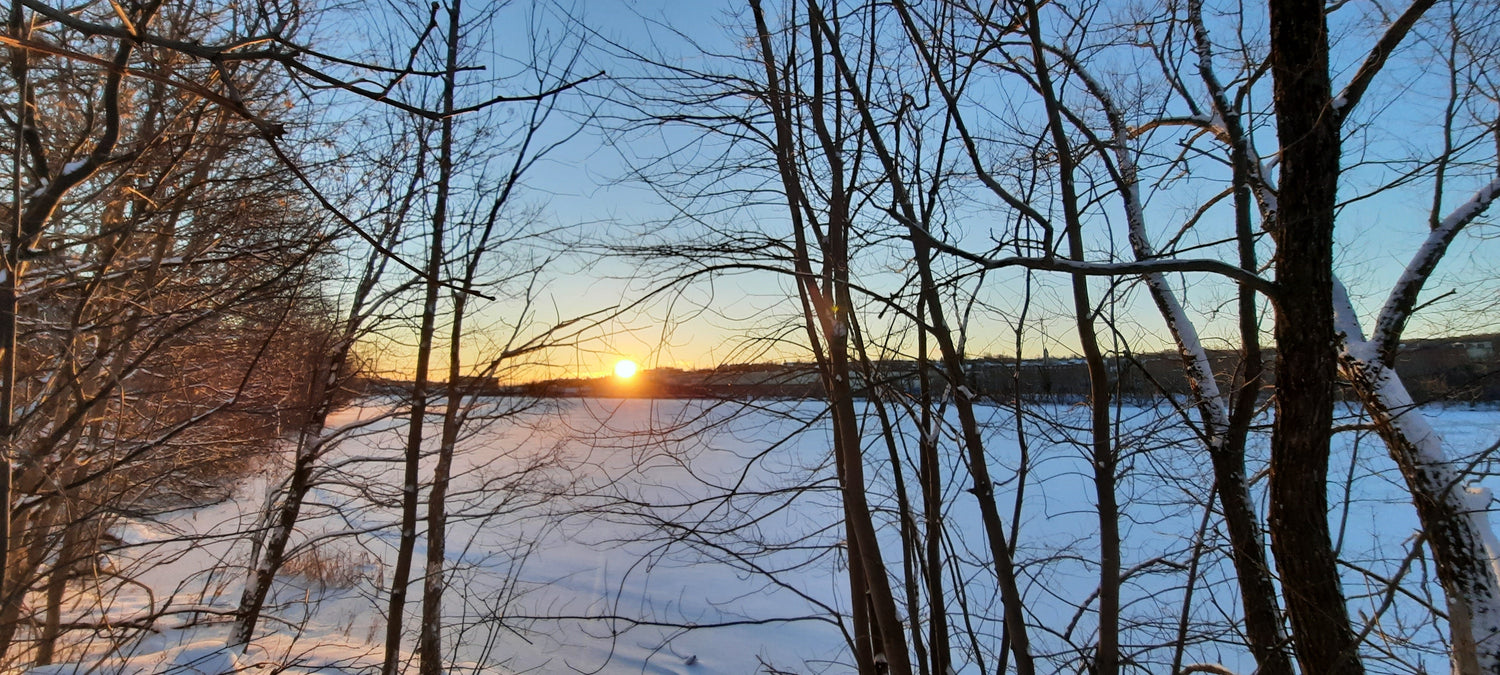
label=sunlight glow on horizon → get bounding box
[614,359,639,379]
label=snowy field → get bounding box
[33,398,1500,674]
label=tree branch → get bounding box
[1335,0,1438,124]
[1372,174,1500,359]
[917,230,1277,297]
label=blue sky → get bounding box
[325,0,1500,379]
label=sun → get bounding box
[613,359,639,379]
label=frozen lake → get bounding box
[36,398,1500,674]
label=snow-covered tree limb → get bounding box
[1373,174,1500,359]
[1335,279,1500,674]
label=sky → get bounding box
[322,0,1500,382]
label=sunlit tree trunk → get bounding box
[0,1,153,656]
[34,503,83,665]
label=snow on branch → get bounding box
[1335,0,1439,125]
[1373,174,1500,356]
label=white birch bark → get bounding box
[1330,173,1500,673]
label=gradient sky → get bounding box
[348,0,1500,381]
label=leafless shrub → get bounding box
[280,542,377,592]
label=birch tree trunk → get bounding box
[1332,173,1500,673]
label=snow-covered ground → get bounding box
[31,398,1500,674]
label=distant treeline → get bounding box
[970,334,1500,403]
[364,334,1500,403]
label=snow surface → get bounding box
[30,397,1500,674]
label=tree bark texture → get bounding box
[1266,0,1363,672]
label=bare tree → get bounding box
[745,3,913,671]
[1,0,344,662]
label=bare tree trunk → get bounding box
[380,188,440,675]
[34,513,82,665]
[382,32,457,673]
[906,230,1035,675]
[414,5,464,673]
[1019,2,1117,668]
[850,332,931,675]
[231,219,397,646]
[850,555,875,671]
[1336,319,1500,674]
[1172,6,1294,669]
[828,335,903,673]
[1333,166,1500,670]
[1071,7,1294,665]
[999,272,1036,674]
[1265,0,1363,671]
[1,4,33,655]
[1217,74,1294,675]
[0,145,15,667]
[232,426,322,647]
[746,4,913,671]
[792,4,1035,668]
[418,299,463,675]
[914,302,951,675]
[0,2,153,656]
